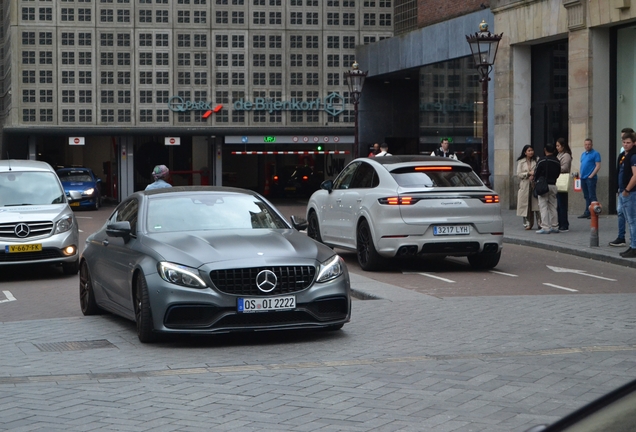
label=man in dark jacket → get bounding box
[431,138,458,159]
[533,142,561,234]
[619,132,636,258]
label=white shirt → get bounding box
[375,150,392,157]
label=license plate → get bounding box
[433,225,470,235]
[238,296,296,313]
[6,244,43,253]
[70,202,80,207]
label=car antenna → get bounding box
[6,153,11,170]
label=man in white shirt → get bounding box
[375,143,392,157]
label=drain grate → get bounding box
[34,339,116,352]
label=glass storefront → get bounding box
[616,25,636,147]
[419,56,482,158]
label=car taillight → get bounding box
[273,175,279,181]
[378,196,419,205]
[302,175,308,181]
[479,195,499,203]
[414,166,452,171]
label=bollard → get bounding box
[589,201,602,247]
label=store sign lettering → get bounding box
[420,100,474,113]
[168,92,346,116]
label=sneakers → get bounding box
[558,227,569,232]
[549,228,560,234]
[620,248,636,258]
[536,229,551,234]
[577,214,591,219]
[609,238,627,247]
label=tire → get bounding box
[467,251,501,270]
[134,272,157,343]
[307,211,323,243]
[92,195,100,211]
[62,259,79,275]
[79,261,101,315]
[356,220,384,271]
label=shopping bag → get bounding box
[556,173,572,193]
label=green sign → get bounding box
[263,136,276,143]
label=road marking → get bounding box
[546,265,617,281]
[403,272,455,283]
[543,283,578,293]
[0,291,16,303]
[489,270,518,277]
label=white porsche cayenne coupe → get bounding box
[305,155,504,271]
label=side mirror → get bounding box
[106,220,132,241]
[320,179,333,192]
[290,215,308,231]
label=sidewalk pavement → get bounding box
[501,208,636,269]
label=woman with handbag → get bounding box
[516,145,540,229]
[556,138,572,232]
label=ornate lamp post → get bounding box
[344,60,367,159]
[466,20,503,188]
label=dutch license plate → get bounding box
[238,296,296,313]
[6,244,43,253]
[70,202,80,207]
[433,225,470,236]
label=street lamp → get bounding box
[466,20,502,188]
[344,60,367,159]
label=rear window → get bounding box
[0,172,66,206]
[58,170,92,182]
[390,166,482,188]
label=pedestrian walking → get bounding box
[618,132,636,258]
[610,127,635,247]
[375,143,392,157]
[578,138,601,219]
[461,147,480,174]
[555,138,572,232]
[431,138,458,159]
[145,165,172,190]
[534,142,561,234]
[516,145,540,230]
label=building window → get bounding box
[327,73,339,86]
[290,12,302,25]
[156,34,169,46]
[118,71,131,85]
[39,7,52,20]
[139,9,152,22]
[61,8,75,21]
[118,90,131,104]
[40,70,53,83]
[364,13,375,26]
[117,52,130,65]
[306,72,318,86]
[101,9,113,22]
[22,89,36,103]
[269,11,281,25]
[327,36,339,49]
[253,72,265,85]
[216,72,228,85]
[269,72,281,86]
[101,90,114,103]
[22,7,35,21]
[156,110,169,122]
[39,32,52,45]
[101,71,114,84]
[22,32,36,45]
[269,54,281,67]
[62,109,76,122]
[178,10,190,23]
[343,36,355,49]
[62,33,75,46]
[157,91,169,103]
[156,10,169,23]
[178,71,191,85]
[379,13,391,26]
[253,35,265,48]
[39,90,53,103]
[23,109,36,122]
[40,109,53,122]
[327,12,339,25]
[79,90,92,103]
[79,33,92,46]
[306,12,318,25]
[327,54,339,67]
[79,52,92,65]
[78,8,91,21]
[140,90,153,103]
[157,53,169,65]
[117,33,131,47]
[253,11,265,24]
[194,11,206,23]
[22,51,35,64]
[118,109,131,122]
[194,53,206,66]
[290,54,302,67]
[101,109,115,123]
[140,109,153,122]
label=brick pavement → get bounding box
[1,201,635,431]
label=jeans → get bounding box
[617,193,626,239]
[620,192,636,249]
[556,192,569,230]
[581,177,598,215]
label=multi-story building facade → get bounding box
[1,0,393,198]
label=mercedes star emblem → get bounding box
[14,223,30,238]
[255,270,277,293]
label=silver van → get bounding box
[0,160,80,274]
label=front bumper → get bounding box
[145,269,352,334]
[0,229,79,266]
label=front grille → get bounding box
[164,305,220,328]
[0,221,54,239]
[210,266,316,296]
[420,242,480,254]
[304,296,349,321]
[0,248,64,262]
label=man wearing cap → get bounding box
[145,165,172,190]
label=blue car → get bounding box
[56,167,102,210]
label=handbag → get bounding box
[533,176,549,197]
[556,173,572,193]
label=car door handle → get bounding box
[356,199,362,203]
[336,199,342,203]
[102,240,109,246]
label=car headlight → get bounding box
[158,262,207,288]
[82,188,95,196]
[55,215,74,233]
[316,255,344,283]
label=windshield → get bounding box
[391,166,483,188]
[147,193,288,233]
[0,172,66,206]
